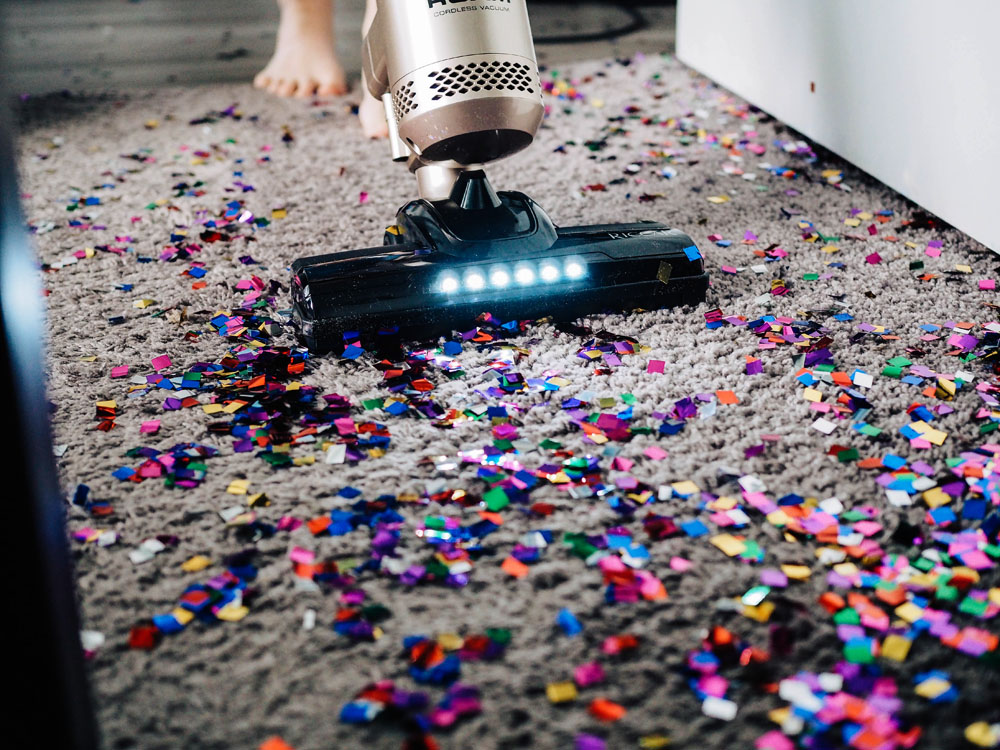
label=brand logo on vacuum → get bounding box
[427,0,510,8]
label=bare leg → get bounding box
[358,0,389,138]
[254,0,347,98]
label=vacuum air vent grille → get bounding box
[392,80,418,120]
[426,60,536,101]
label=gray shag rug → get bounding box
[16,54,1000,750]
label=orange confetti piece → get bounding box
[501,556,529,578]
[716,390,739,405]
[589,698,627,722]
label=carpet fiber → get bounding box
[17,54,1000,750]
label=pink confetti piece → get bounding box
[359,191,369,204]
[926,246,941,257]
[643,446,668,461]
[669,556,693,572]
[646,360,665,374]
[110,365,129,378]
[980,279,995,290]
[139,420,160,434]
[866,252,882,264]
[150,354,172,371]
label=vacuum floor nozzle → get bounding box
[291,172,707,353]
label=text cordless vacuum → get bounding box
[290,0,708,352]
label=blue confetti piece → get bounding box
[556,608,583,636]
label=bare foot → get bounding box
[358,90,389,139]
[254,0,347,99]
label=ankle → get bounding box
[278,0,333,29]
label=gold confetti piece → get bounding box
[844,218,861,227]
[780,564,811,581]
[133,299,156,308]
[171,608,195,626]
[639,735,671,749]
[802,387,823,402]
[271,208,287,220]
[742,601,775,622]
[144,119,159,129]
[915,677,951,699]
[95,399,116,409]
[215,604,250,622]
[821,245,840,253]
[955,264,973,273]
[881,634,912,662]
[966,722,1000,747]
[292,456,316,466]
[202,404,224,414]
[437,633,464,651]
[226,479,250,495]
[894,602,924,623]
[671,480,700,496]
[768,706,791,725]
[833,562,859,578]
[766,509,792,527]
[546,681,578,703]
[248,493,270,508]
[922,487,951,508]
[710,534,747,557]
[181,555,212,572]
[707,195,731,204]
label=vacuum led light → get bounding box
[515,265,536,285]
[489,266,511,288]
[464,269,486,291]
[564,259,586,279]
[438,273,460,293]
[539,263,560,282]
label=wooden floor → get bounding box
[2,0,675,93]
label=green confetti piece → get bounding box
[935,585,959,602]
[959,597,989,617]
[486,627,512,645]
[833,608,860,626]
[841,510,869,522]
[482,486,509,512]
[362,398,383,410]
[837,448,859,463]
[858,424,883,437]
[881,365,902,379]
[539,439,562,450]
[803,273,820,281]
[887,356,912,367]
[843,640,875,664]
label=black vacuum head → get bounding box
[291,171,707,353]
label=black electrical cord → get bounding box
[531,4,648,44]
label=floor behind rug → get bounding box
[16,54,1000,750]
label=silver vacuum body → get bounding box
[363,0,544,172]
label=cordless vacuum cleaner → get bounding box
[290,0,708,353]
